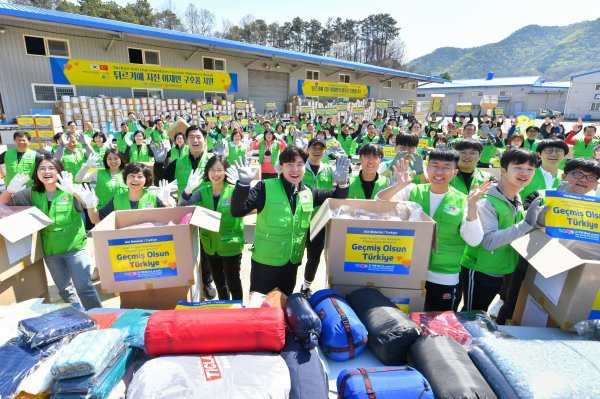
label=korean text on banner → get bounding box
[382,145,396,160]
[298,79,369,99]
[544,190,600,244]
[344,227,414,274]
[108,234,177,281]
[376,101,388,110]
[265,102,276,110]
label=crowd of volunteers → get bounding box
[0,107,598,324]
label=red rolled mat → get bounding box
[144,307,286,356]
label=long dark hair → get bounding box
[203,155,230,182]
[32,155,64,192]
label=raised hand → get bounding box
[56,171,75,194]
[85,154,100,168]
[74,183,98,209]
[158,179,176,206]
[184,168,204,195]
[391,158,415,188]
[410,153,424,175]
[6,173,29,194]
[467,181,492,206]
[333,154,350,185]
[233,159,254,185]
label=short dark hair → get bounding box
[127,112,134,116]
[428,148,459,167]
[455,139,484,154]
[92,132,107,143]
[367,123,375,129]
[463,123,476,130]
[500,147,538,169]
[584,125,597,133]
[32,155,64,192]
[13,130,31,141]
[67,120,76,126]
[120,122,128,128]
[395,133,419,148]
[185,125,204,139]
[203,155,230,182]
[123,162,153,188]
[173,131,185,140]
[279,145,308,164]
[103,148,126,170]
[564,158,600,178]
[526,126,540,134]
[133,130,145,139]
[358,143,384,159]
[154,118,163,125]
[536,139,569,156]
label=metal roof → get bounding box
[0,2,442,83]
[419,76,542,90]
[571,70,600,80]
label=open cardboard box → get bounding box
[0,259,48,305]
[511,229,600,330]
[166,118,190,140]
[311,198,437,291]
[91,206,220,295]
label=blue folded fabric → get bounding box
[19,307,97,348]
[51,329,127,380]
[110,309,152,349]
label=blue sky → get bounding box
[113,0,599,60]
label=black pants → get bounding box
[250,259,299,296]
[496,256,529,325]
[304,229,326,283]
[424,281,460,312]
[498,275,511,301]
[200,249,214,286]
[460,266,504,312]
[206,253,243,300]
[261,172,278,180]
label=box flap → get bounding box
[511,229,586,278]
[0,207,53,243]
[190,206,221,232]
[310,198,333,241]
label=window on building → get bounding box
[24,35,70,57]
[132,88,163,99]
[339,74,350,83]
[499,91,511,96]
[203,57,226,71]
[384,80,392,89]
[128,48,160,65]
[416,93,426,98]
[304,96,319,101]
[306,70,319,80]
[595,84,600,91]
[410,83,417,90]
[32,84,75,103]
[591,103,600,111]
[204,91,227,101]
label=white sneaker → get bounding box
[488,299,504,319]
[203,281,217,300]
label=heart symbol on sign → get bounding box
[224,85,229,91]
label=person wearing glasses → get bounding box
[520,139,569,200]
[349,144,390,199]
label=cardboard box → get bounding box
[311,199,437,290]
[34,115,62,130]
[0,259,48,305]
[166,118,189,140]
[511,229,600,330]
[17,116,36,129]
[91,206,220,294]
[331,284,425,313]
[0,207,52,280]
[512,284,559,328]
[119,285,191,310]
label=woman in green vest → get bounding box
[125,130,153,163]
[0,155,101,310]
[256,129,285,180]
[90,132,110,160]
[179,156,245,300]
[226,129,246,166]
[0,131,40,186]
[75,149,128,210]
[55,124,93,176]
[169,132,189,162]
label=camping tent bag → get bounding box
[285,293,322,350]
[337,366,434,399]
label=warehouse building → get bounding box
[564,70,600,121]
[0,3,442,120]
[417,73,570,116]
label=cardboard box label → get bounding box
[545,191,600,244]
[589,290,600,320]
[109,234,177,281]
[344,227,414,274]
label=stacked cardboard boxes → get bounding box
[16,115,62,150]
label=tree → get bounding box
[186,5,215,35]
[439,72,452,80]
[154,0,184,31]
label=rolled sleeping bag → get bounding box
[285,293,321,350]
[409,335,497,399]
[347,287,420,365]
[144,308,286,356]
[337,366,434,399]
[309,289,368,362]
[467,345,517,399]
[281,332,328,399]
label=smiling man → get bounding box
[348,144,389,199]
[0,131,42,186]
[520,139,568,200]
[450,139,496,194]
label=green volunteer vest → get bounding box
[449,169,491,195]
[113,189,157,210]
[227,141,246,165]
[520,167,562,201]
[4,148,36,186]
[361,134,382,146]
[461,194,524,275]
[252,179,313,266]
[96,169,127,209]
[573,138,599,159]
[129,144,150,163]
[31,190,86,256]
[348,174,389,199]
[91,144,107,159]
[258,141,279,167]
[410,184,467,274]
[84,129,98,138]
[198,182,244,256]
[170,145,189,162]
[339,134,356,156]
[302,162,333,190]
[524,139,539,152]
[115,131,129,153]
[61,148,86,175]
[127,120,137,133]
[147,128,165,143]
[175,152,210,197]
[480,145,497,164]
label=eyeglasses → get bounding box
[570,171,599,182]
[542,148,565,155]
[38,166,57,172]
[428,165,454,173]
[209,169,225,174]
[281,163,305,171]
[361,155,382,160]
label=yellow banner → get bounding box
[495,107,504,115]
[206,117,217,124]
[300,79,369,99]
[352,106,365,115]
[219,115,232,122]
[51,57,237,91]
[265,102,276,109]
[382,145,396,160]
[418,138,429,148]
[337,103,347,111]
[201,103,213,112]
[376,100,388,110]
[400,106,413,113]
[235,101,246,110]
[326,108,337,117]
[108,234,177,281]
[431,97,443,112]
[301,106,312,114]
[456,103,471,114]
[545,191,600,243]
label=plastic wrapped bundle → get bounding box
[575,319,600,341]
[144,308,286,356]
[285,293,321,350]
[469,338,600,399]
[337,367,434,399]
[281,333,328,399]
[127,353,290,399]
[410,311,471,345]
[409,335,496,399]
[455,311,512,339]
[347,287,420,365]
[18,307,97,348]
[309,289,368,362]
[111,309,152,349]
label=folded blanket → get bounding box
[19,307,97,348]
[111,310,152,349]
[409,311,471,345]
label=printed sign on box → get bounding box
[544,191,600,244]
[109,234,177,281]
[298,79,369,99]
[382,145,396,160]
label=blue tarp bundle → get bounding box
[18,307,97,348]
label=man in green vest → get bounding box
[349,144,390,199]
[570,125,599,159]
[229,146,350,296]
[450,139,496,195]
[460,148,546,312]
[377,149,490,311]
[146,119,169,144]
[55,124,94,176]
[523,126,541,152]
[520,139,568,200]
[380,134,426,185]
[0,131,42,186]
[357,123,384,149]
[334,124,358,157]
[106,120,134,153]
